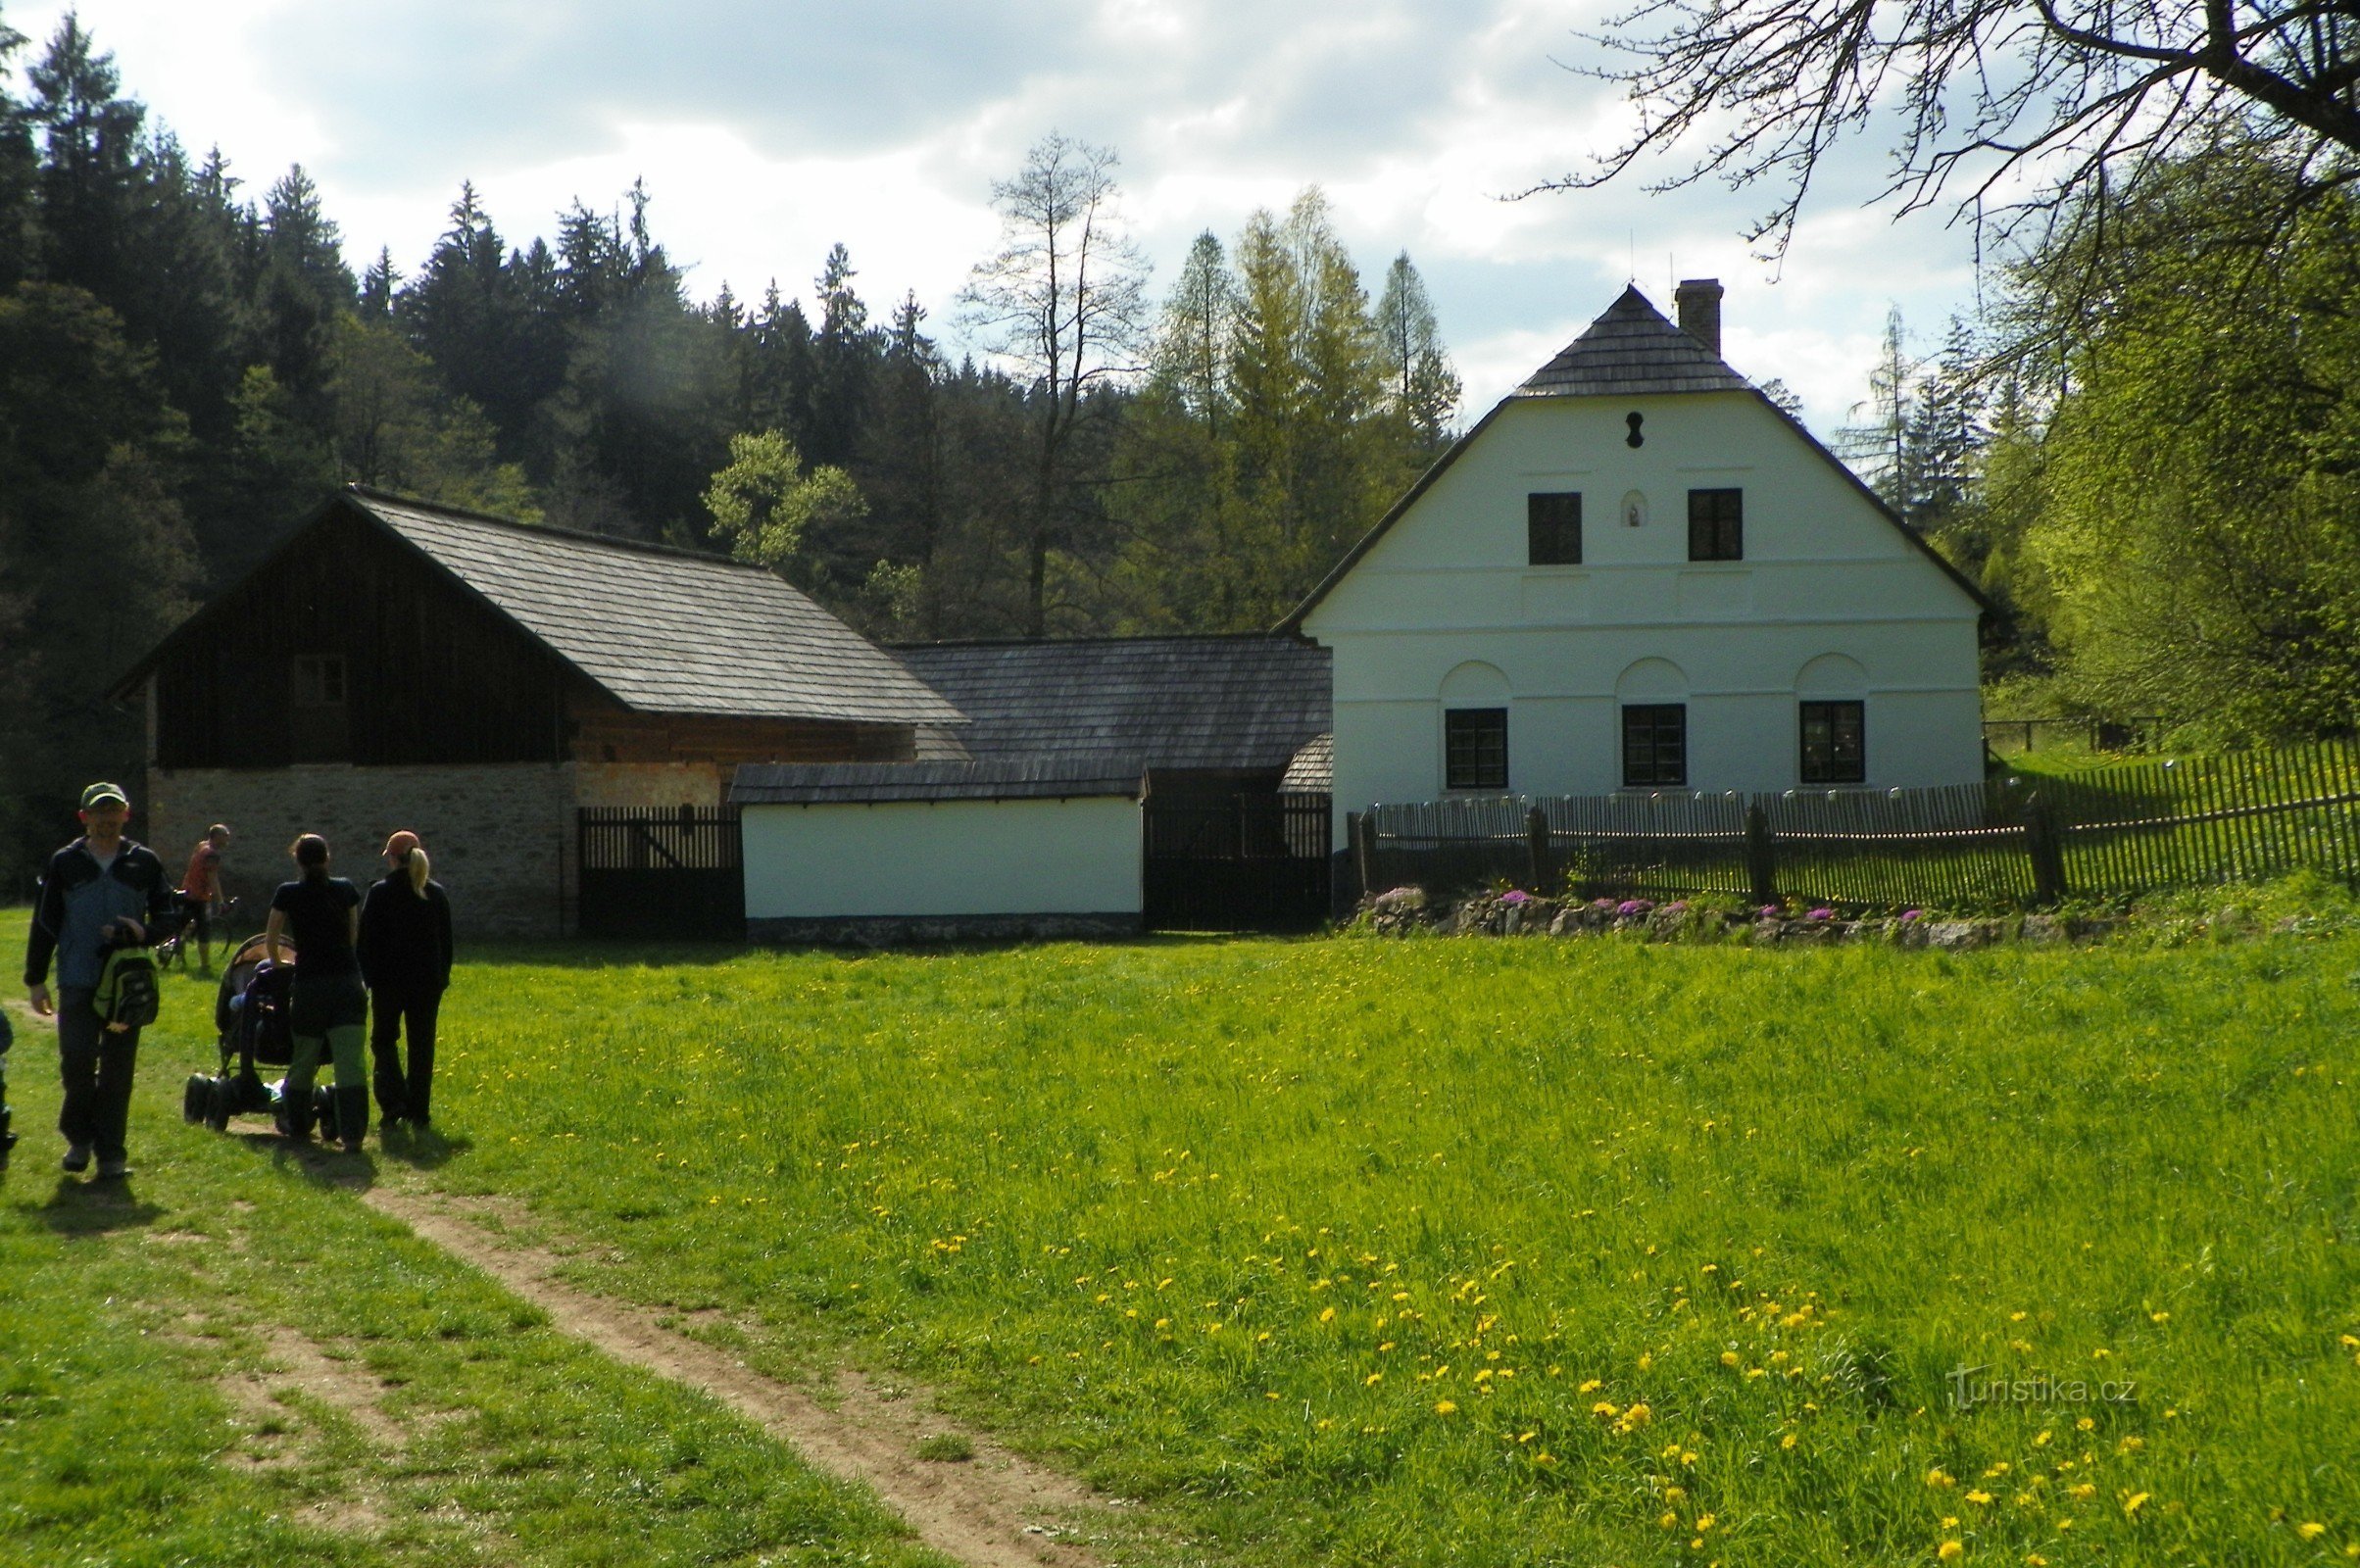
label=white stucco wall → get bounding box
[744,797,1143,918]
[1304,390,1987,836]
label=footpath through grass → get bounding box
[7,910,2359,1566]
[0,910,947,1568]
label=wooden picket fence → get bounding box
[1352,738,2360,909]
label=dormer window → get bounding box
[1688,488,1744,561]
[1527,493,1582,564]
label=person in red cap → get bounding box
[357,830,453,1130]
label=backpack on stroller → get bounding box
[181,934,332,1134]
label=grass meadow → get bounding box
[6,906,2360,1566]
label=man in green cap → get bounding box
[23,783,173,1178]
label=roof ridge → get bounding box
[892,630,1310,651]
[346,484,770,573]
[1512,284,1750,398]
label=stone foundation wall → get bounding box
[144,763,575,938]
[748,912,1142,949]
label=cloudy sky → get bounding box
[12,0,1991,436]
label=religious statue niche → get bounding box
[1621,490,1647,529]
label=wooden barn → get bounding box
[111,486,963,936]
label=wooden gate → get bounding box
[1143,791,1333,932]
[576,807,743,940]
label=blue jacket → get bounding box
[24,839,172,991]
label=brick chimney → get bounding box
[1675,278,1724,356]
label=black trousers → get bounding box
[369,984,441,1123]
[57,987,140,1162]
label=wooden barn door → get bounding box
[577,807,743,940]
[1143,791,1333,932]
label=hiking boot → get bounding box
[96,1159,132,1179]
[62,1143,91,1173]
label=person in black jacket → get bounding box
[268,834,368,1151]
[24,783,173,1179]
[357,830,453,1130]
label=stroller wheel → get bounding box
[205,1077,233,1134]
[183,1073,211,1124]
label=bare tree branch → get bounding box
[1524,0,2360,262]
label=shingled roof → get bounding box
[348,489,963,726]
[734,757,1146,806]
[1515,285,1750,399]
[893,634,1331,771]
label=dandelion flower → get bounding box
[1320,1306,1336,1323]
[1659,1511,1680,1531]
[1364,1372,1383,1386]
[1721,1350,1742,1368]
[2123,1493,2150,1517]
[1782,1433,1798,1450]
[1939,1542,1965,1561]
[1580,1378,1602,1393]
[1434,1399,1458,1415]
[1928,1468,1957,1489]
[2296,1523,2327,1542]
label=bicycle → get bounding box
[155,894,238,972]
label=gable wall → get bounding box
[1303,393,1985,828]
[152,507,568,769]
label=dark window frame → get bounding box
[1527,492,1583,565]
[1799,699,1866,784]
[1621,703,1687,788]
[1444,707,1509,791]
[1688,488,1744,562]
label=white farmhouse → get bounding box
[1280,280,1991,836]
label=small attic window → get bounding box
[292,655,347,707]
[1527,493,1582,564]
[1688,488,1744,561]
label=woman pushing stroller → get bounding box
[358,830,451,1131]
[267,834,369,1151]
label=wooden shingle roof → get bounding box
[346,489,964,726]
[728,634,1332,807]
[1515,285,1750,399]
[893,634,1332,771]
[734,757,1145,806]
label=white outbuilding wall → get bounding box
[1303,390,1986,836]
[743,796,1142,921]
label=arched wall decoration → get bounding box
[1621,490,1647,528]
[1439,661,1511,704]
[1613,657,1688,702]
[1795,653,1869,695]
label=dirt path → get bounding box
[360,1184,1111,1568]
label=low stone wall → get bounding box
[748,912,1143,949]
[1355,888,2121,949]
[144,763,574,938]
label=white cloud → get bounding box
[18,0,1991,436]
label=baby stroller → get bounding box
[182,935,332,1135]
